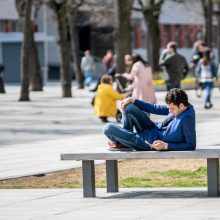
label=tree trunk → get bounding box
[0,65,6,93]
[115,0,133,73]
[201,0,208,42]
[49,1,72,97]
[217,2,220,63]
[135,0,164,73]
[29,29,43,91]
[206,0,213,47]
[18,0,33,101]
[144,13,161,72]
[67,7,84,89]
[16,0,43,96]
[0,78,5,93]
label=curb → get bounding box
[153,77,220,91]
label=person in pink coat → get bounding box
[123,55,156,104]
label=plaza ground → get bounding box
[0,83,220,219]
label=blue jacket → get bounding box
[195,61,217,80]
[134,100,196,151]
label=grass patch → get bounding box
[120,178,154,187]
[114,167,207,188]
[151,166,206,178]
[0,159,207,189]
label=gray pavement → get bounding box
[0,188,220,220]
[1,83,220,219]
[0,83,109,180]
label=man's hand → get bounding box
[120,97,135,112]
[152,140,168,151]
[190,63,195,69]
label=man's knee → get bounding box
[103,123,114,135]
[124,103,137,114]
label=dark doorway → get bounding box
[91,27,114,58]
[78,25,91,53]
[2,43,20,82]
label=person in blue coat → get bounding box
[195,48,217,109]
[103,88,196,151]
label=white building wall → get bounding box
[160,0,204,24]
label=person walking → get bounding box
[102,50,114,73]
[112,54,133,94]
[124,54,133,73]
[190,40,207,69]
[195,49,217,109]
[190,40,207,97]
[159,41,189,91]
[94,75,125,123]
[81,50,96,87]
[122,54,156,104]
[104,88,196,151]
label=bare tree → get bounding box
[201,0,214,47]
[48,0,72,97]
[30,0,44,91]
[16,0,43,95]
[16,0,33,101]
[115,0,133,73]
[62,0,117,89]
[213,0,220,63]
[217,1,220,62]
[67,0,84,89]
[197,0,220,62]
[133,0,164,72]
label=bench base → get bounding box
[81,158,220,198]
[207,158,219,197]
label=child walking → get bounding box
[94,75,125,122]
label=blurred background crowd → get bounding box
[0,0,220,121]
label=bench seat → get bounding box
[61,147,220,198]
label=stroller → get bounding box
[114,74,133,122]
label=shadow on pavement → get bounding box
[100,189,208,199]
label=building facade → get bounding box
[0,0,218,82]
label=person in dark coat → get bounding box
[159,41,189,91]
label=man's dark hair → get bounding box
[165,88,189,107]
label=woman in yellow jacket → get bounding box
[94,75,125,122]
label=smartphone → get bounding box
[145,140,153,147]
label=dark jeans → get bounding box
[203,81,213,104]
[103,103,155,151]
[166,80,180,91]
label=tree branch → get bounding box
[155,0,164,7]
[153,0,164,11]
[138,0,144,7]
[132,7,144,12]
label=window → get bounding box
[160,24,206,48]
[0,19,37,32]
[0,20,20,32]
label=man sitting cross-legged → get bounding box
[103,88,196,151]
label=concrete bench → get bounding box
[60,147,220,198]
